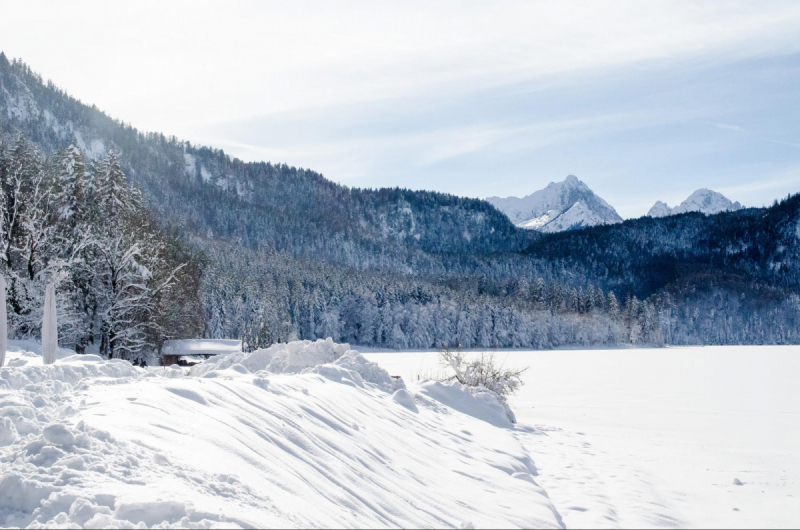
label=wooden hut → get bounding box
[161,339,242,366]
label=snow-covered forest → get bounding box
[0,135,202,359]
[2,54,800,357]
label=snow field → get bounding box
[365,346,800,528]
[1,339,561,528]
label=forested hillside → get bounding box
[526,200,800,297]
[0,55,528,268]
[3,53,800,355]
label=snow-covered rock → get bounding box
[648,189,743,218]
[486,175,622,232]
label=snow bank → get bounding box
[2,340,82,369]
[1,339,560,528]
[0,354,172,528]
[0,354,138,391]
[192,337,348,375]
[191,338,405,392]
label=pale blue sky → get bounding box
[3,1,800,217]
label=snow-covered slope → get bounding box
[648,189,743,218]
[536,201,615,234]
[486,175,623,232]
[0,340,559,529]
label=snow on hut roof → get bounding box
[162,339,242,356]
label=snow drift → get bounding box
[0,339,559,528]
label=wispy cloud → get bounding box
[718,165,800,200]
[715,123,746,133]
[5,1,800,135]
[768,139,800,149]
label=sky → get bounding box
[2,0,800,217]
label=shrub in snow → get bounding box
[439,346,527,400]
[438,346,527,422]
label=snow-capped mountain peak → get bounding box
[486,175,623,233]
[648,189,743,218]
[647,201,672,218]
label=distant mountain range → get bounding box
[488,178,744,232]
[486,175,623,233]
[648,189,743,218]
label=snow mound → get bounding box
[391,388,418,412]
[417,380,516,426]
[316,350,405,392]
[191,338,348,375]
[191,338,404,392]
[0,355,139,391]
[0,416,18,446]
[2,340,83,369]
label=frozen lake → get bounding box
[365,346,800,528]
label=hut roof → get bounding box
[162,339,242,357]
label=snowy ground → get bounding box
[1,340,557,529]
[1,341,797,528]
[365,346,800,529]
